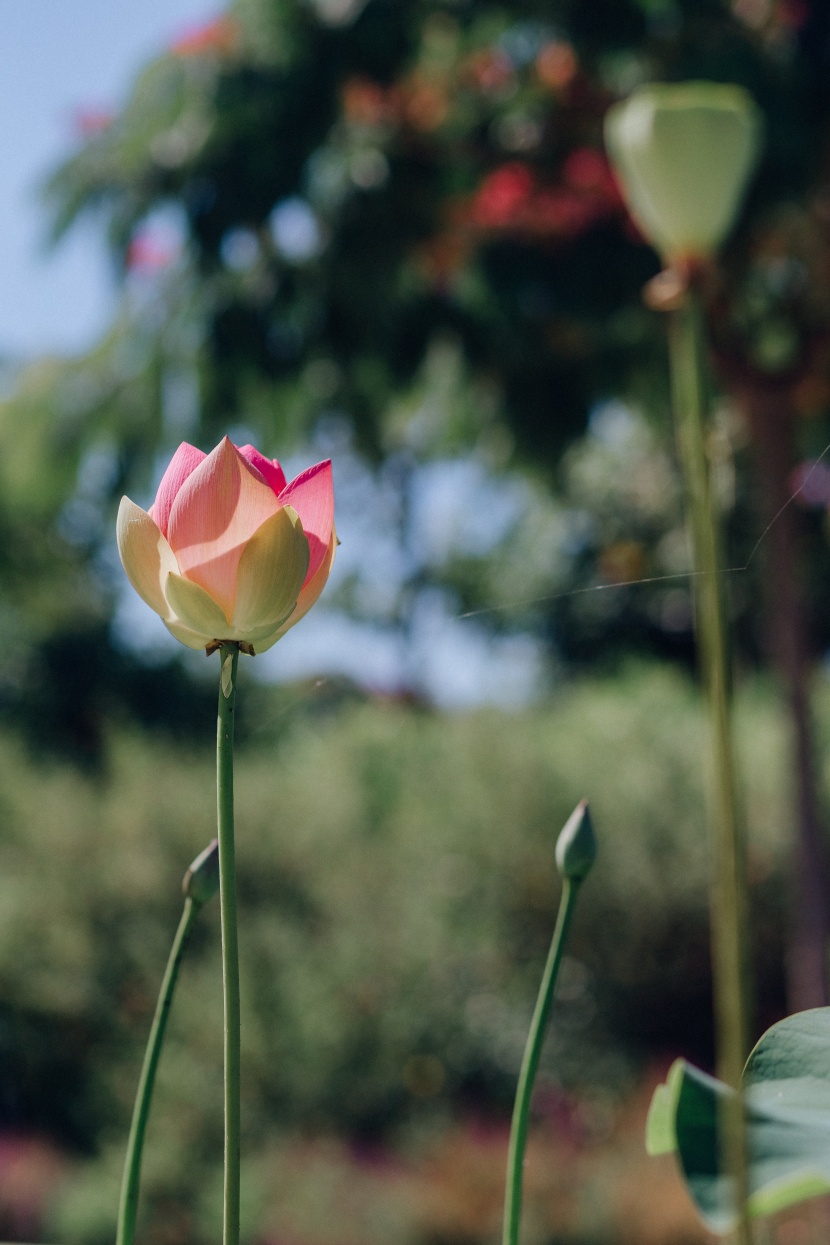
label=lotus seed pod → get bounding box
[605,82,763,261]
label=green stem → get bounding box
[669,295,752,1244]
[217,643,241,1245]
[502,878,582,1245]
[116,897,199,1245]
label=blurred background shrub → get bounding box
[0,663,798,1243]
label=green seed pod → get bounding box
[183,839,220,906]
[555,800,597,882]
[605,81,763,261]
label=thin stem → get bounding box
[502,878,582,1245]
[217,643,241,1245]
[668,296,752,1244]
[116,897,199,1245]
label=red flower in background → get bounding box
[535,41,579,91]
[562,148,621,200]
[462,48,515,94]
[395,74,450,133]
[126,231,178,273]
[342,77,391,127]
[469,152,622,240]
[171,16,238,58]
[73,108,113,139]
[471,163,534,229]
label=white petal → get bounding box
[165,572,230,640]
[117,497,179,621]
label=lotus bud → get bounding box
[555,800,597,882]
[183,840,220,907]
[604,82,763,262]
[117,437,336,654]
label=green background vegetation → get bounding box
[1,0,830,1241]
[0,666,803,1243]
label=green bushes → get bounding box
[0,663,802,1240]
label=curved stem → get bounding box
[502,878,581,1245]
[116,897,199,1245]
[669,296,752,1243]
[217,643,241,1245]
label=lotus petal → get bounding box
[167,437,281,617]
[231,505,309,634]
[279,459,334,583]
[164,617,212,650]
[237,444,287,496]
[117,497,179,620]
[151,443,207,538]
[165,571,231,639]
[255,527,336,653]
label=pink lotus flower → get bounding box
[117,438,335,653]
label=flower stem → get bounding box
[116,897,199,1245]
[502,878,582,1245]
[217,643,241,1245]
[668,294,752,1243]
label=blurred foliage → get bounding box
[44,0,830,459]
[0,664,801,1241]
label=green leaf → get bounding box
[645,1059,682,1156]
[649,1008,830,1233]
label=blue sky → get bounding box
[0,0,219,358]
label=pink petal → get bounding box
[151,443,207,538]
[237,444,287,496]
[278,459,334,584]
[167,437,281,618]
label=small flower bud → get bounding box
[555,801,597,882]
[183,840,220,906]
